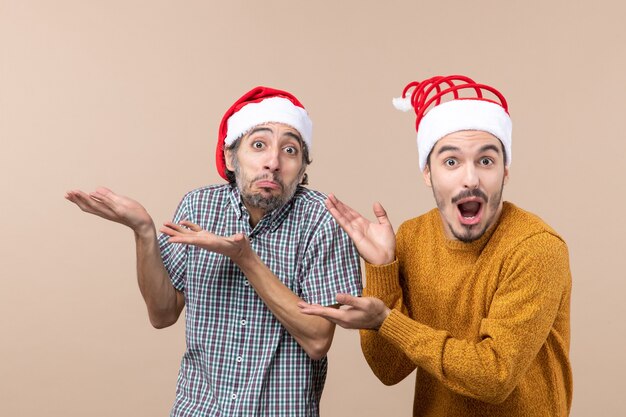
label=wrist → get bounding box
[234,247,260,272]
[376,306,391,330]
[133,221,156,241]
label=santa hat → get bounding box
[393,75,512,171]
[215,86,313,180]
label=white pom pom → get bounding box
[392,96,413,112]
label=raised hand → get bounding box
[65,187,154,235]
[160,221,251,263]
[325,194,396,265]
[298,293,391,330]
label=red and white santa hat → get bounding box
[393,75,512,171]
[215,86,313,180]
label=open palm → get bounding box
[160,221,251,262]
[65,187,153,234]
[325,194,395,265]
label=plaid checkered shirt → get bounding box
[158,184,362,416]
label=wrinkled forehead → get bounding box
[433,130,505,154]
[244,122,303,140]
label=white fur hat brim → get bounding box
[224,96,313,150]
[416,99,512,171]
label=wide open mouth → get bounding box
[457,201,482,219]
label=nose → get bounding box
[462,164,479,189]
[263,147,281,172]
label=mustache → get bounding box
[451,189,488,204]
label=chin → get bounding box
[451,223,487,243]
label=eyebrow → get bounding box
[479,144,502,154]
[246,127,273,137]
[246,127,303,143]
[282,131,303,142]
[436,144,502,155]
[436,145,460,155]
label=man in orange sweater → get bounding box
[299,75,572,416]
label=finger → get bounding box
[90,187,118,209]
[325,196,361,233]
[164,221,193,233]
[332,196,369,226]
[159,224,180,236]
[335,293,363,307]
[326,194,356,221]
[65,190,88,204]
[68,190,117,218]
[230,233,249,244]
[297,300,320,309]
[373,201,393,227]
[179,220,203,232]
[298,304,340,320]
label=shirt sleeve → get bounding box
[299,215,362,307]
[374,232,571,404]
[158,197,190,292]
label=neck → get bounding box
[246,204,266,228]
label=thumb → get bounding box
[373,202,392,227]
[336,293,361,306]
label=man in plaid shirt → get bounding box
[66,86,362,416]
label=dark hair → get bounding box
[224,135,312,185]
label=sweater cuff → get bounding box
[363,260,401,296]
[378,309,448,377]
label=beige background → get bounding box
[1,1,625,416]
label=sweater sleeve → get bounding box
[376,233,571,404]
[360,260,417,385]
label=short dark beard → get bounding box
[433,181,504,243]
[232,154,300,213]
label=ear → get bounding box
[503,166,510,185]
[225,149,234,171]
[422,165,433,188]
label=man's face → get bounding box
[423,130,509,242]
[226,122,305,213]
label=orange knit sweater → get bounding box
[361,202,572,416]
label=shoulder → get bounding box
[173,184,232,217]
[287,187,350,243]
[493,202,570,275]
[180,184,230,205]
[290,187,332,221]
[495,202,566,248]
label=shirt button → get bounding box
[236,356,243,363]
[243,280,250,286]
[231,393,237,400]
[240,319,247,326]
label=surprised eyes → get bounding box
[442,157,495,168]
[251,141,298,155]
[479,157,494,166]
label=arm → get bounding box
[300,236,570,398]
[160,221,337,360]
[302,194,416,382]
[65,187,184,328]
[374,234,571,403]
[298,269,418,386]
[300,195,416,382]
[360,260,418,385]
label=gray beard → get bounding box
[234,162,299,213]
